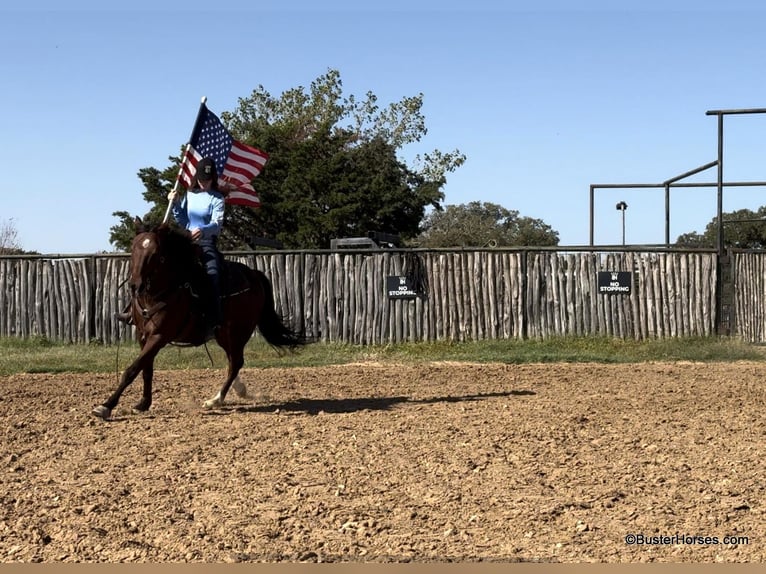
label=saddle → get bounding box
[188,255,251,302]
[116,256,252,327]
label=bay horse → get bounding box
[91,218,306,420]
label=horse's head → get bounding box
[128,221,197,296]
[129,228,165,296]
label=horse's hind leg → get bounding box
[231,375,248,399]
[203,343,245,410]
[205,375,248,407]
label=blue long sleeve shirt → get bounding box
[171,190,225,243]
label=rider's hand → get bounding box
[167,190,179,203]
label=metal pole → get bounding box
[702,107,766,335]
[664,183,670,246]
[711,112,726,335]
[615,201,627,245]
[589,185,595,246]
[622,209,626,246]
[660,159,718,247]
[716,113,724,254]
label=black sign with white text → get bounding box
[597,271,632,295]
[387,276,419,299]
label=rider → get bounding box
[116,157,225,338]
[169,156,225,340]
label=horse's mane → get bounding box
[150,224,201,274]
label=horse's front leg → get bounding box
[92,334,164,420]
[132,363,154,413]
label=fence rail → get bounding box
[0,247,738,344]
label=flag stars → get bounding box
[183,105,267,207]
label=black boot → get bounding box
[204,275,222,341]
[114,302,133,325]
[115,312,132,324]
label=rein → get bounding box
[133,242,202,321]
[135,281,196,321]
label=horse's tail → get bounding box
[253,269,308,351]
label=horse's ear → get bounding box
[134,216,146,234]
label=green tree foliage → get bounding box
[109,69,465,251]
[110,165,179,250]
[675,207,766,249]
[415,201,560,248]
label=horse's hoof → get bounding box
[92,405,112,420]
[203,397,223,410]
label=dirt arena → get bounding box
[0,360,764,563]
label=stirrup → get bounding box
[115,311,133,325]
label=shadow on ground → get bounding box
[207,389,536,416]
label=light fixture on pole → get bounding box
[615,201,628,245]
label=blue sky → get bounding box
[3,1,766,253]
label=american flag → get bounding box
[179,105,268,208]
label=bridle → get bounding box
[130,235,197,321]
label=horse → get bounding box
[91,218,306,420]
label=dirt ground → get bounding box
[0,360,764,563]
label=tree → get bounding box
[676,207,766,249]
[674,231,710,248]
[0,217,22,254]
[110,164,183,251]
[109,69,465,251]
[415,201,560,248]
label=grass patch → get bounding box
[0,335,762,377]
[355,336,765,364]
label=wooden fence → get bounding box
[0,247,737,345]
[732,251,766,343]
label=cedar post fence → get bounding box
[3,246,764,345]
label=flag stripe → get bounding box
[225,189,261,207]
[224,157,261,180]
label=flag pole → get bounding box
[163,96,208,223]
